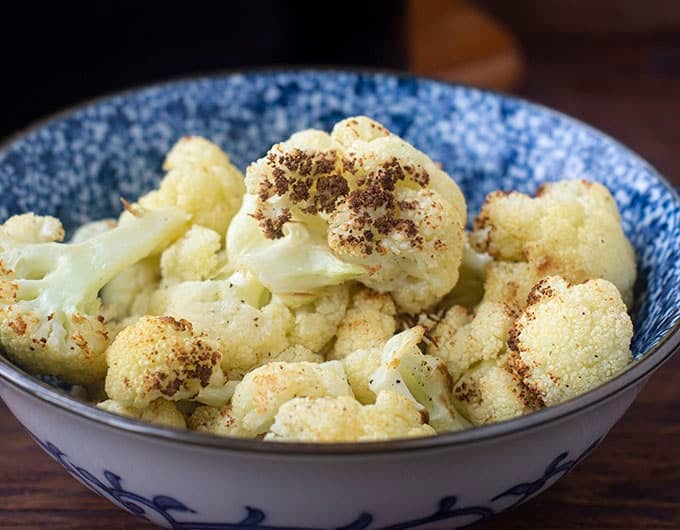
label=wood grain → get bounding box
[1,35,680,530]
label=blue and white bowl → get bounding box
[0,71,678,529]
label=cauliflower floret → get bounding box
[70,219,117,244]
[105,316,227,409]
[160,225,222,284]
[282,284,349,353]
[0,207,188,384]
[187,404,241,436]
[506,276,633,406]
[101,256,160,323]
[441,234,492,310]
[149,272,293,373]
[134,136,245,236]
[470,180,636,307]
[229,361,353,436]
[429,301,516,380]
[265,392,435,442]
[481,261,539,312]
[227,116,466,313]
[265,344,324,364]
[452,357,539,426]
[342,327,464,432]
[98,398,186,429]
[330,287,396,359]
[1,213,65,244]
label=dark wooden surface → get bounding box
[2,36,680,529]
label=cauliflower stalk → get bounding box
[227,116,467,313]
[0,207,188,384]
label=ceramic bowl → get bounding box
[0,71,678,530]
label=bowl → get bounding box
[0,70,678,529]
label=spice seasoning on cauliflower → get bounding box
[265,392,435,442]
[506,276,633,407]
[227,116,467,313]
[470,180,636,307]
[0,207,188,384]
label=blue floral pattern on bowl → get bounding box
[35,437,599,529]
[1,71,677,361]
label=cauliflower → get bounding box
[132,136,245,236]
[227,116,466,313]
[150,271,293,373]
[330,287,396,359]
[480,261,539,312]
[70,219,117,244]
[264,344,324,364]
[429,301,516,380]
[187,404,240,436]
[342,327,464,432]
[282,284,349,353]
[0,207,188,384]
[1,213,65,244]
[470,180,636,307]
[452,357,539,426]
[265,392,435,442]
[441,234,492,310]
[160,225,223,284]
[98,398,186,429]
[105,316,228,409]
[228,360,353,436]
[506,276,633,406]
[101,257,160,323]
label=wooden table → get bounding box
[1,36,680,529]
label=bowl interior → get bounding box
[0,70,678,361]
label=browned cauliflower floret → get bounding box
[98,398,186,429]
[105,316,228,409]
[329,287,397,359]
[506,276,633,406]
[227,116,466,313]
[452,357,540,426]
[265,392,435,442]
[187,404,240,436]
[470,180,636,307]
[0,207,187,384]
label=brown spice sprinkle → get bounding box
[8,315,27,336]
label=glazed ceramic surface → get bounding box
[0,71,678,529]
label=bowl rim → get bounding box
[0,67,679,456]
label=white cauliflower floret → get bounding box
[150,271,292,373]
[229,360,353,436]
[481,261,539,312]
[265,344,324,364]
[133,136,245,236]
[0,207,188,384]
[452,357,539,426]
[265,392,435,442]
[98,398,186,429]
[70,219,117,244]
[105,316,227,409]
[330,287,396,359]
[187,404,240,436]
[1,213,65,244]
[341,347,382,404]
[160,225,222,284]
[470,180,636,307]
[101,257,160,323]
[282,284,349,353]
[506,276,633,406]
[429,301,516,380]
[227,116,466,313]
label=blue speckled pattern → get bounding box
[0,71,678,358]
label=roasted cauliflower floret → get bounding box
[452,357,540,426]
[282,284,349,353]
[429,301,516,380]
[70,219,117,244]
[98,398,186,429]
[266,344,324,364]
[0,207,187,384]
[187,404,240,436]
[134,136,245,236]
[150,271,292,373]
[265,392,435,442]
[470,180,636,307]
[1,213,65,244]
[160,225,223,284]
[480,261,539,312]
[330,287,397,359]
[506,276,633,406]
[227,116,466,313]
[105,316,227,409]
[101,257,160,324]
[229,361,353,436]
